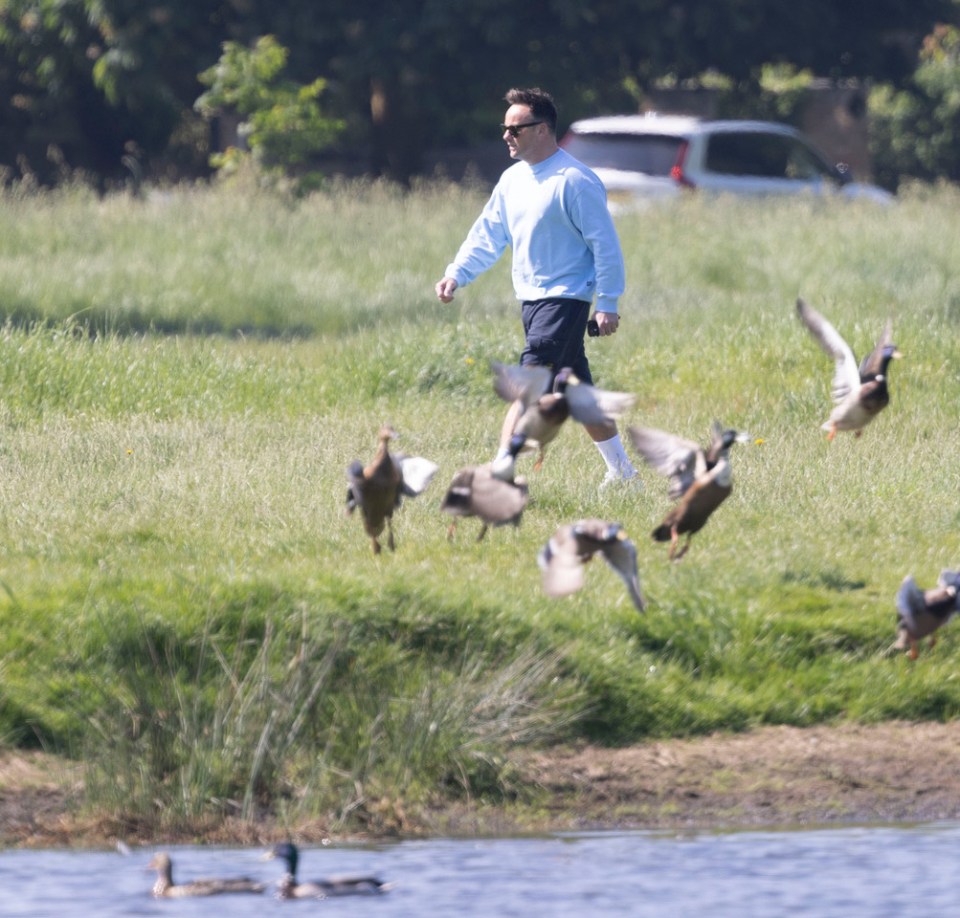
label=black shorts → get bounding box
[519,298,593,384]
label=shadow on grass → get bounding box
[781,568,867,592]
[0,304,316,340]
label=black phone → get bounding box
[587,318,600,337]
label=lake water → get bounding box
[1,822,956,917]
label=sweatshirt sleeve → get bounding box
[444,186,510,287]
[570,179,625,313]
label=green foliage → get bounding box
[652,63,816,126]
[195,36,345,190]
[1,1,957,187]
[870,24,960,189]
[0,183,959,830]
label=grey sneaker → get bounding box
[599,469,643,491]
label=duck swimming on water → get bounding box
[266,842,392,899]
[147,852,265,898]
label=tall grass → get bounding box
[0,179,958,829]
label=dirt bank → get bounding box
[3,721,959,848]
[511,720,960,832]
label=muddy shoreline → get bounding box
[4,721,959,849]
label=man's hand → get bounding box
[435,277,458,303]
[594,311,620,337]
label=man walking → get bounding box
[435,87,637,486]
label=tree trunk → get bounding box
[369,77,423,184]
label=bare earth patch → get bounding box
[510,720,960,832]
[3,721,960,847]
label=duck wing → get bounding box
[491,362,553,408]
[858,319,894,379]
[396,454,439,497]
[191,877,265,895]
[597,528,646,613]
[345,460,365,513]
[564,378,636,426]
[796,298,861,405]
[895,575,926,635]
[627,426,704,500]
[319,875,392,896]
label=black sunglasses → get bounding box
[499,121,544,138]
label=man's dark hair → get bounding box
[504,87,557,134]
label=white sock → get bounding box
[594,434,637,477]
[494,445,511,462]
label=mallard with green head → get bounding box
[266,842,391,899]
[629,421,751,561]
[796,297,902,440]
[491,362,634,471]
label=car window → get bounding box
[705,131,834,181]
[783,140,833,180]
[563,133,685,176]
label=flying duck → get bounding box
[346,425,438,554]
[491,362,635,470]
[538,519,645,613]
[795,297,901,439]
[894,570,960,659]
[629,422,751,561]
[441,433,529,541]
[266,842,391,899]
[147,852,265,898]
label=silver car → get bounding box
[561,114,893,208]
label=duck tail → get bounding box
[651,524,671,543]
[441,486,471,513]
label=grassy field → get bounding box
[0,177,958,832]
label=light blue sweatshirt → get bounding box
[444,148,625,313]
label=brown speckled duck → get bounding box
[796,297,901,440]
[267,842,391,899]
[538,519,645,613]
[346,425,439,554]
[894,570,960,660]
[147,852,265,898]
[491,362,635,471]
[441,433,529,541]
[629,422,751,561]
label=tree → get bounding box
[195,36,345,191]
[0,0,119,183]
[870,23,960,188]
[1,0,959,187]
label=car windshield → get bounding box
[563,133,684,176]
